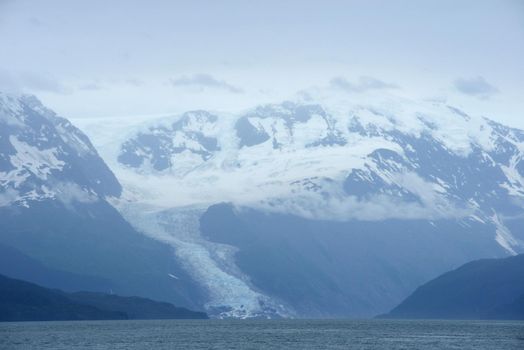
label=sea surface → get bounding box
[1,319,523,350]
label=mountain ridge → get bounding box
[380,254,524,320]
[0,273,207,322]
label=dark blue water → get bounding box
[1,319,523,349]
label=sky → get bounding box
[0,0,523,127]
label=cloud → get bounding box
[0,189,19,207]
[169,73,243,93]
[330,76,399,93]
[54,182,97,207]
[247,172,469,222]
[454,76,498,99]
[28,17,44,27]
[77,78,145,90]
[20,73,71,94]
[0,70,72,94]
[250,191,469,222]
[124,78,144,86]
[78,82,103,91]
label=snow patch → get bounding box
[491,214,518,255]
[8,136,65,182]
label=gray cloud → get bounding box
[330,76,399,93]
[124,78,144,86]
[79,78,145,90]
[0,70,72,94]
[78,82,102,91]
[454,76,498,99]
[28,16,44,27]
[169,73,243,93]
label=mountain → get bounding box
[67,291,208,320]
[199,203,508,317]
[381,254,524,320]
[73,96,524,318]
[0,243,113,292]
[0,93,205,311]
[0,273,125,322]
[0,94,121,202]
[0,274,207,322]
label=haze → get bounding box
[0,0,523,128]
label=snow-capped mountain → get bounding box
[73,94,524,318]
[0,93,204,312]
[0,93,121,207]
[113,99,524,252]
[118,110,221,172]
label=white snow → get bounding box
[7,136,65,183]
[491,214,518,255]
[55,122,94,156]
[0,94,103,206]
[0,92,24,121]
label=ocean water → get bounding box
[1,319,523,350]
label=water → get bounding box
[1,319,523,350]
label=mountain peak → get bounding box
[0,93,122,208]
[75,98,524,255]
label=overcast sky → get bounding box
[1,0,523,127]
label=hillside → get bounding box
[382,254,524,319]
[0,274,207,322]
